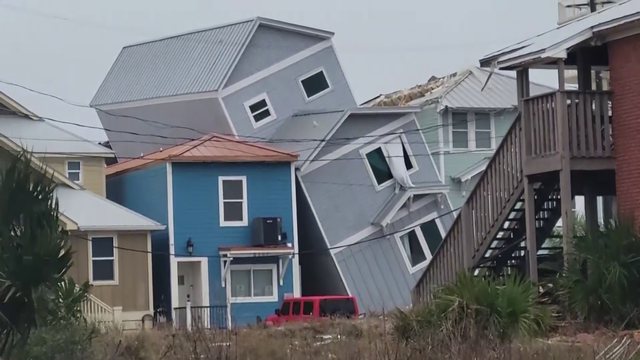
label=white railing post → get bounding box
[113,306,123,323]
[186,295,192,331]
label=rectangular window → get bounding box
[229,265,277,302]
[362,135,417,189]
[365,147,393,186]
[475,113,492,149]
[244,93,276,127]
[280,301,291,316]
[89,236,117,284]
[219,176,247,226]
[451,112,469,149]
[299,68,331,101]
[302,301,314,316]
[292,301,301,315]
[66,160,82,183]
[396,217,443,273]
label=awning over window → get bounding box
[218,245,294,287]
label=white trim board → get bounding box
[167,163,179,321]
[301,113,416,175]
[296,172,352,295]
[220,40,333,97]
[146,232,154,312]
[97,91,220,111]
[290,163,301,297]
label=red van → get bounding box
[265,295,360,326]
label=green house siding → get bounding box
[416,106,519,210]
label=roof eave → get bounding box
[77,224,166,232]
[256,17,334,39]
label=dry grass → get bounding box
[83,318,640,360]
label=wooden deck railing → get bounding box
[413,116,524,302]
[524,90,613,161]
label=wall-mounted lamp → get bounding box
[186,238,194,256]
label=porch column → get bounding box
[557,59,574,266]
[524,176,538,282]
[584,183,598,236]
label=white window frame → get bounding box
[65,160,83,184]
[243,93,277,129]
[297,67,332,102]
[218,176,248,227]
[447,111,496,151]
[395,214,445,274]
[88,234,118,286]
[227,264,278,303]
[360,132,418,191]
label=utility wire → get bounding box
[70,205,460,259]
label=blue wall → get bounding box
[106,164,170,312]
[171,162,295,326]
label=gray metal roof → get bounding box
[436,68,555,109]
[91,19,254,106]
[480,0,639,69]
[366,67,555,110]
[269,110,347,168]
[0,115,113,155]
[90,17,335,107]
[55,186,165,231]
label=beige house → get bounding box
[0,91,165,328]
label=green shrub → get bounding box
[13,321,96,360]
[395,272,552,344]
[553,219,640,327]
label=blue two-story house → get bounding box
[105,133,299,327]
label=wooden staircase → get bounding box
[413,115,562,301]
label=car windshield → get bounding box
[318,298,356,317]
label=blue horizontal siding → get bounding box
[171,162,294,326]
[106,164,170,312]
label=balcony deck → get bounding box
[522,90,614,176]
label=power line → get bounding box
[0,79,511,145]
[71,205,460,259]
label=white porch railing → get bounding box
[81,293,122,324]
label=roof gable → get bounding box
[106,132,298,175]
[90,17,334,107]
[270,107,420,170]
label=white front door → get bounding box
[178,262,195,307]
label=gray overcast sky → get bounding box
[0,0,559,141]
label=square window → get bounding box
[66,161,82,183]
[219,177,247,226]
[244,94,276,127]
[229,266,277,302]
[299,69,331,101]
[89,236,116,284]
[365,147,393,186]
[399,230,427,268]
